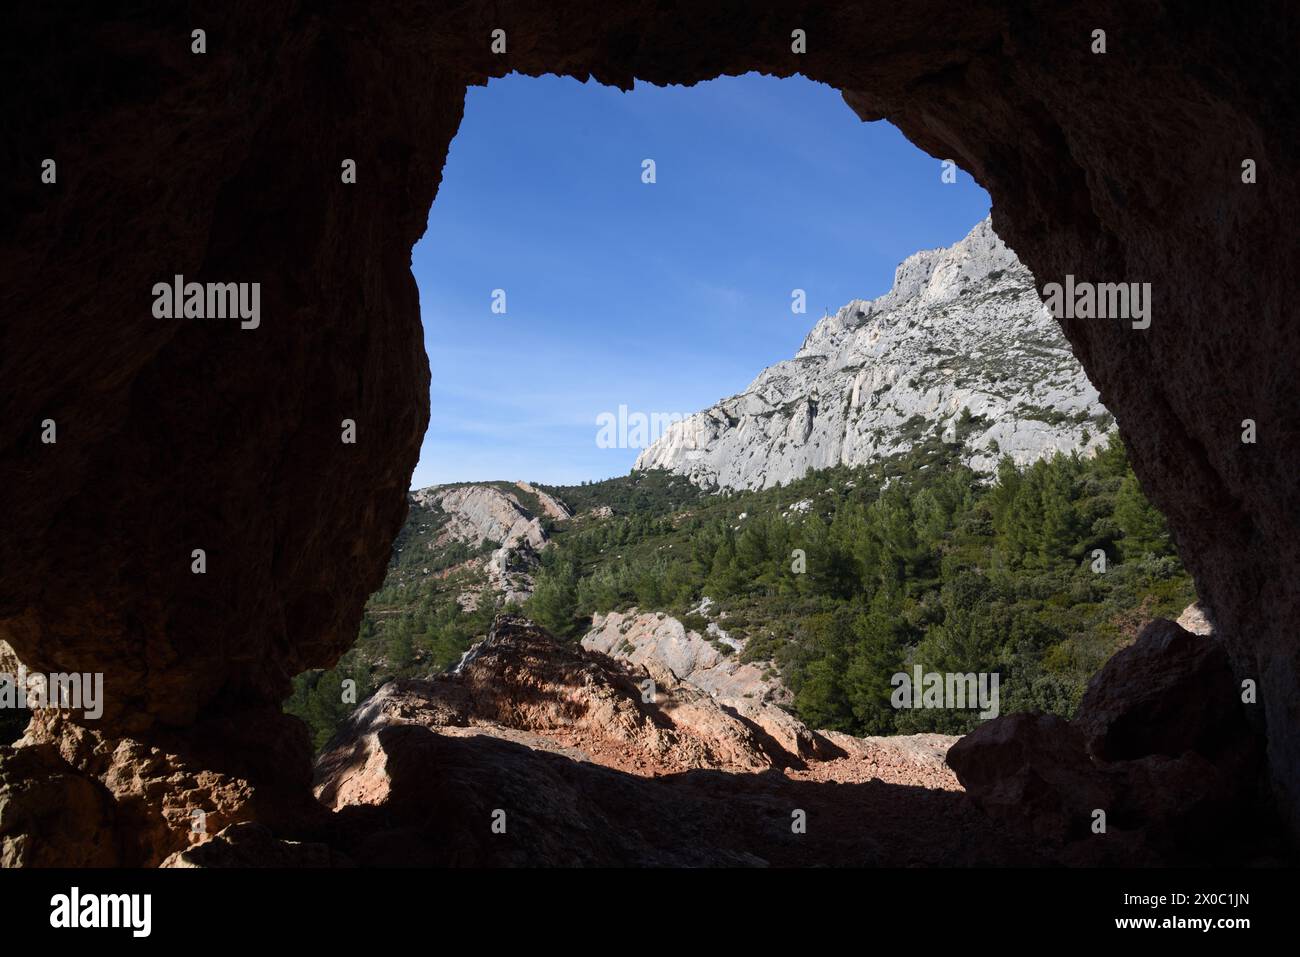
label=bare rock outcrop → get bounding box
[821,730,958,775]
[15,705,328,867]
[414,484,549,554]
[412,483,562,602]
[582,609,783,702]
[581,610,847,762]
[315,617,824,811]
[2,638,317,866]
[515,482,573,521]
[1176,602,1215,637]
[314,616,1035,866]
[726,695,843,763]
[326,724,773,867]
[312,617,817,864]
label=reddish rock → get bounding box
[315,617,1047,866]
[315,616,819,809]
[20,705,328,866]
[724,696,845,765]
[332,725,776,867]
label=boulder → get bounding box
[316,616,822,808]
[1075,618,1252,763]
[947,713,1109,845]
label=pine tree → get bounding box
[527,561,579,636]
[1037,455,1082,566]
[705,531,745,598]
[1114,472,1173,559]
[844,605,908,734]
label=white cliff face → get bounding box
[634,217,1110,490]
[410,484,555,604]
[414,484,549,552]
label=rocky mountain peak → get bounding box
[635,216,1109,490]
[797,216,1021,356]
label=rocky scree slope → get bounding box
[635,217,1110,490]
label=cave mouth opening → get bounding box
[4,6,1292,868]
[281,72,1193,763]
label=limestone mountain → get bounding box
[635,217,1112,490]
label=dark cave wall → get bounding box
[2,0,1297,849]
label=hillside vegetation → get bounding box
[285,434,1193,750]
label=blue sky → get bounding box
[410,72,990,488]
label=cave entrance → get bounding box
[6,4,1291,868]
[284,72,1192,761]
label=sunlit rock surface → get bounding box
[636,218,1107,490]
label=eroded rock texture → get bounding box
[0,744,119,867]
[2,2,1298,860]
[312,617,1021,867]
